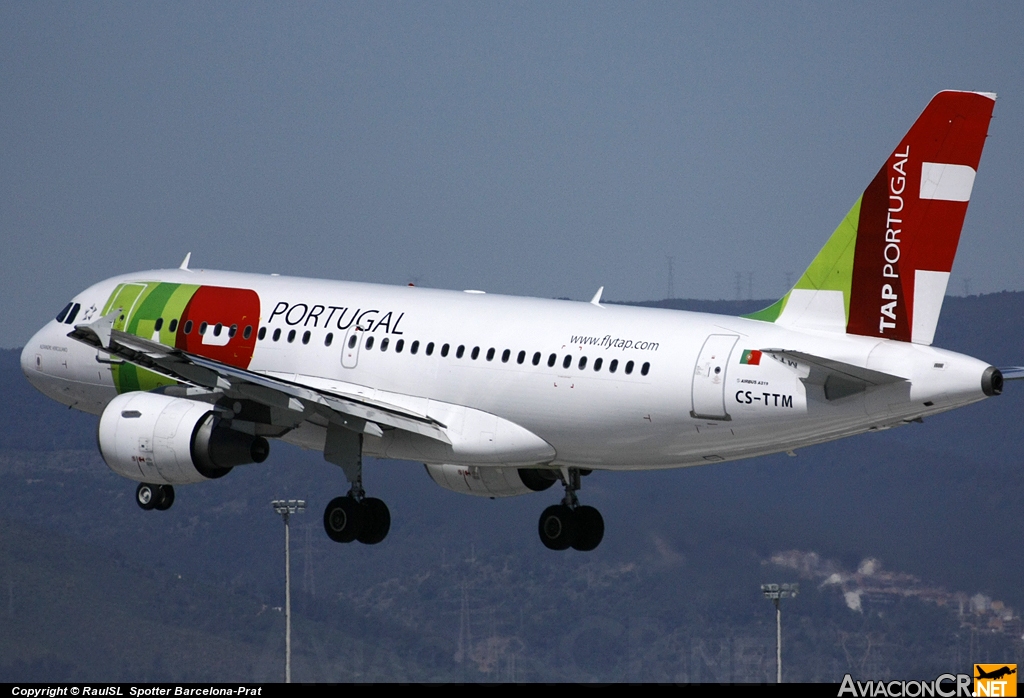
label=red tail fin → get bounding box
[846,90,995,343]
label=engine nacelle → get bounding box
[424,463,557,498]
[98,392,269,485]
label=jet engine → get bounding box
[424,463,557,497]
[98,391,269,485]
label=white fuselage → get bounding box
[22,268,993,471]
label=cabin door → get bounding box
[691,334,738,420]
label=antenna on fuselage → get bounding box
[590,287,604,307]
[179,252,192,271]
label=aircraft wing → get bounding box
[67,312,451,444]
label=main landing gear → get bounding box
[136,482,175,511]
[323,489,391,545]
[322,425,390,545]
[538,468,604,551]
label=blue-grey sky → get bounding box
[3,2,1023,347]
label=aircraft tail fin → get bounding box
[746,90,996,344]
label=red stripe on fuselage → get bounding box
[175,286,260,368]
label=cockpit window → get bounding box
[55,303,73,323]
[63,303,80,325]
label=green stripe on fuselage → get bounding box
[103,282,199,393]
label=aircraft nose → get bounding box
[21,322,59,393]
[21,327,44,378]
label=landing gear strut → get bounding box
[136,483,174,511]
[322,425,390,545]
[537,468,603,551]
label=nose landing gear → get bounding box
[537,468,604,551]
[136,483,175,511]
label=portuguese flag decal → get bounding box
[740,349,762,365]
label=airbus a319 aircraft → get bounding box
[22,90,1018,552]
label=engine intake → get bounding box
[98,391,269,485]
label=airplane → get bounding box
[975,666,1017,681]
[21,90,1020,552]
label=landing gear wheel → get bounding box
[323,496,364,543]
[136,483,158,511]
[538,504,577,550]
[356,498,391,545]
[571,505,604,551]
[154,485,175,511]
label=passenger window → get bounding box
[287,330,296,343]
[213,323,222,337]
[365,336,375,350]
[594,357,603,371]
[272,328,281,341]
[257,326,265,340]
[641,362,650,376]
[426,342,434,356]
[154,318,164,331]
[547,353,556,367]
[243,325,252,339]
[381,337,389,351]
[517,350,526,364]
[502,349,511,363]
[456,345,465,359]
[411,340,420,355]
[609,359,618,373]
[229,324,237,338]
[533,352,541,366]
[441,343,449,357]
[348,335,357,349]
[395,339,404,353]
[184,320,194,335]
[199,322,208,335]
[325,333,333,347]
[486,348,495,361]
[56,303,73,323]
[169,319,178,333]
[578,356,587,370]
[302,331,310,345]
[471,346,480,360]
[562,355,571,369]
[625,360,634,375]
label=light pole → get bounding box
[761,583,798,683]
[272,499,306,683]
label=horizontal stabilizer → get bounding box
[998,366,1024,382]
[762,349,905,401]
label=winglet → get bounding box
[590,286,604,307]
[68,308,121,350]
[179,252,192,271]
